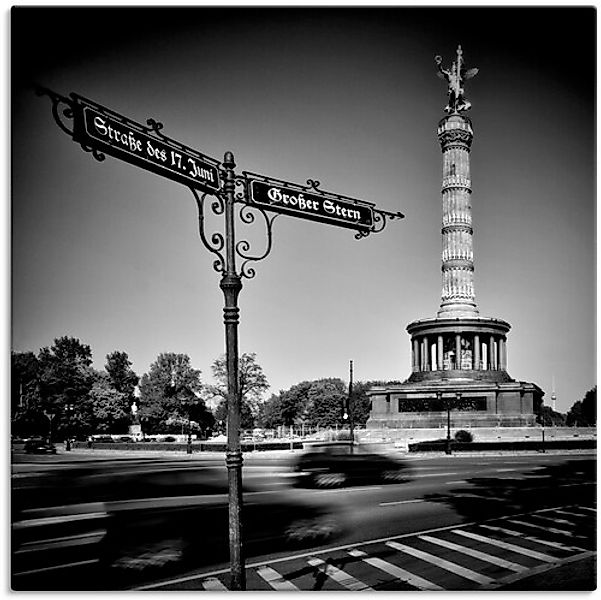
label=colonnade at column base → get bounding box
[406,368,514,384]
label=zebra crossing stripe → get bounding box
[553,508,593,519]
[306,557,373,591]
[529,513,584,527]
[452,530,556,562]
[506,519,586,539]
[574,506,596,513]
[201,577,228,591]
[347,548,444,591]
[418,534,528,573]
[386,541,495,585]
[479,524,584,553]
[255,565,300,591]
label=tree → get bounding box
[537,405,566,427]
[206,352,270,429]
[89,372,130,433]
[306,379,348,427]
[105,351,139,402]
[11,351,43,437]
[566,386,596,426]
[138,353,209,434]
[37,337,95,440]
[349,381,388,426]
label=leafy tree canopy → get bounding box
[37,336,95,414]
[566,386,596,426]
[105,351,139,401]
[138,352,210,434]
[206,353,269,430]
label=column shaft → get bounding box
[474,334,480,370]
[455,334,461,369]
[412,338,419,372]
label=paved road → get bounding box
[11,450,596,591]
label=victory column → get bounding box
[367,47,543,434]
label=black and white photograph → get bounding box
[9,5,596,592]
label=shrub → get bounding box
[454,430,473,443]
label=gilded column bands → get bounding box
[437,114,479,318]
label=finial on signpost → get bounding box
[435,45,478,113]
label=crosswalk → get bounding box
[139,504,596,591]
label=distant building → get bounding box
[367,46,543,431]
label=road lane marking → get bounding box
[201,577,228,591]
[445,480,468,485]
[414,472,459,478]
[379,499,424,506]
[13,559,99,577]
[386,541,495,585]
[315,486,382,494]
[255,565,300,590]
[494,468,518,472]
[505,519,585,539]
[418,534,528,573]
[306,557,373,591]
[347,548,444,591]
[451,530,556,562]
[479,524,584,552]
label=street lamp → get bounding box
[65,403,74,451]
[186,406,193,455]
[348,360,354,453]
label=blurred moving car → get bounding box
[293,442,411,488]
[24,438,56,455]
[12,462,344,590]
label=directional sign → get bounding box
[247,178,374,232]
[72,96,220,194]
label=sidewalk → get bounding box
[497,555,596,591]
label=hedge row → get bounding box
[408,439,597,453]
[72,441,304,452]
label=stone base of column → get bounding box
[437,301,479,319]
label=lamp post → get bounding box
[540,402,546,454]
[348,360,354,452]
[65,402,74,451]
[187,411,193,455]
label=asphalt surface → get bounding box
[11,447,596,591]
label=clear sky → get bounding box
[11,6,595,414]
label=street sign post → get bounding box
[72,95,220,194]
[37,85,405,591]
[246,175,375,233]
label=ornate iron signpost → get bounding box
[37,86,404,591]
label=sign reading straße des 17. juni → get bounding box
[72,95,220,194]
[247,178,375,232]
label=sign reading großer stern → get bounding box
[247,178,374,232]
[72,95,220,194]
